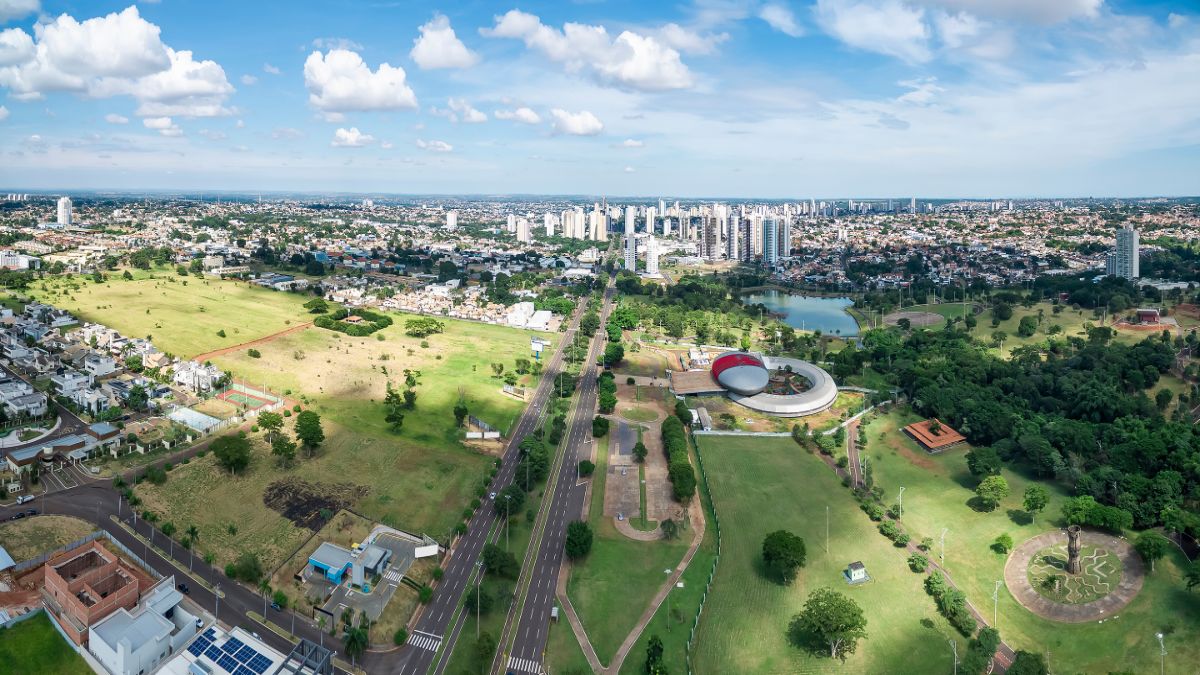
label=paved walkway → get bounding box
[613,517,663,541]
[1004,530,1144,623]
[190,321,313,361]
[846,418,862,488]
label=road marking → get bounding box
[384,568,403,583]
[507,655,544,674]
[408,632,443,651]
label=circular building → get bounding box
[707,352,839,418]
[710,352,770,395]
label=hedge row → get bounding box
[661,416,697,501]
[315,307,394,336]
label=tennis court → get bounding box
[215,382,282,412]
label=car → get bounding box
[194,618,204,629]
[177,583,190,595]
[489,492,497,500]
[621,467,627,476]
[25,509,36,516]
[616,512,624,521]
[13,512,24,520]
[271,602,282,611]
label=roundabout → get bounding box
[1004,528,1145,623]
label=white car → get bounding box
[489,492,497,500]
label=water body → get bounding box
[741,291,860,336]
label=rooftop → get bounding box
[904,419,967,452]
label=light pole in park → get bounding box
[475,561,485,639]
[898,487,905,522]
[213,584,221,621]
[949,638,957,675]
[940,528,949,565]
[992,580,1002,628]
[504,494,512,551]
[1155,632,1166,675]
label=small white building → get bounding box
[89,577,199,675]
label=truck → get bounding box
[16,495,34,505]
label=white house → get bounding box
[172,360,223,392]
[89,576,199,675]
[50,369,90,395]
[82,353,119,380]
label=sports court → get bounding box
[213,381,282,412]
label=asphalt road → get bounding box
[492,278,616,674]
[387,297,588,675]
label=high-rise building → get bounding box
[445,210,457,230]
[544,212,555,237]
[506,213,516,233]
[625,206,636,236]
[910,197,917,212]
[726,216,740,261]
[762,217,780,267]
[645,236,660,276]
[516,218,532,243]
[57,196,72,226]
[1106,226,1140,279]
[624,234,637,271]
[701,216,720,260]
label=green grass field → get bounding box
[0,613,91,675]
[966,300,1160,357]
[692,435,957,674]
[25,273,311,358]
[864,410,1200,673]
[135,312,555,572]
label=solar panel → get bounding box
[235,645,257,662]
[216,653,239,673]
[187,640,208,657]
[248,655,271,674]
[235,666,255,675]
[204,645,223,661]
[222,637,245,653]
[204,628,217,640]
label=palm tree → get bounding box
[343,625,368,666]
[259,580,271,616]
[185,525,200,570]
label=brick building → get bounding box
[42,540,143,645]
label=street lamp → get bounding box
[940,528,949,565]
[475,561,486,639]
[213,584,221,622]
[1155,632,1166,675]
[664,569,673,632]
[504,494,512,551]
[898,487,905,522]
[949,638,957,675]
[992,580,1002,628]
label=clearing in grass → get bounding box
[0,612,91,675]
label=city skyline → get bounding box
[0,1,1198,196]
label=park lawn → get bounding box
[25,273,311,358]
[566,520,690,664]
[0,515,97,562]
[616,346,673,379]
[545,599,592,675]
[864,409,1200,673]
[966,300,1159,357]
[0,612,91,675]
[692,434,956,675]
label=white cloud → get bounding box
[1167,13,1187,29]
[0,0,38,23]
[240,74,257,85]
[815,0,931,64]
[263,62,280,75]
[380,140,393,149]
[104,113,128,124]
[915,0,1102,25]
[934,11,1013,59]
[619,138,644,148]
[304,49,417,113]
[656,23,728,55]
[198,128,226,140]
[759,4,804,37]
[0,7,233,116]
[494,106,541,124]
[142,115,181,136]
[331,126,375,147]
[235,119,244,128]
[272,127,303,140]
[624,166,635,173]
[896,77,944,105]
[550,108,603,135]
[410,14,479,70]
[0,105,8,121]
[311,37,364,52]
[432,97,486,123]
[416,138,453,152]
[482,10,692,91]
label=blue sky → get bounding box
[0,0,1197,197]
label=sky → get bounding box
[0,0,1197,198]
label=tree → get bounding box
[788,588,868,660]
[1185,560,1200,592]
[578,460,595,477]
[565,520,593,559]
[304,297,329,314]
[966,446,1003,477]
[453,401,469,427]
[474,632,496,671]
[1023,485,1049,524]
[271,435,297,467]
[1007,651,1049,675]
[1134,531,1169,572]
[762,530,807,584]
[211,435,251,474]
[402,389,417,409]
[257,411,283,441]
[644,635,666,675]
[126,384,148,411]
[603,342,625,366]
[660,518,679,541]
[993,533,1014,554]
[632,441,648,463]
[975,475,1010,511]
[294,410,325,455]
[343,625,368,665]
[494,485,525,517]
[592,416,609,437]
[481,543,519,579]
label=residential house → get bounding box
[172,360,222,393]
[89,576,199,675]
[82,353,119,381]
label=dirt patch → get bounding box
[884,310,943,327]
[1176,303,1200,319]
[263,478,369,531]
[879,430,939,470]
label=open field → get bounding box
[967,300,1163,358]
[566,519,690,663]
[692,434,956,674]
[864,409,1200,673]
[25,273,312,358]
[0,612,91,675]
[0,516,97,562]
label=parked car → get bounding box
[25,509,36,516]
[177,583,190,595]
[271,602,282,611]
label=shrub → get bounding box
[993,533,1014,554]
[908,554,929,573]
[247,348,261,358]
[393,628,408,646]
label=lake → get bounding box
[741,291,860,336]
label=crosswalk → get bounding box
[383,568,403,584]
[507,656,544,674]
[407,632,442,652]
